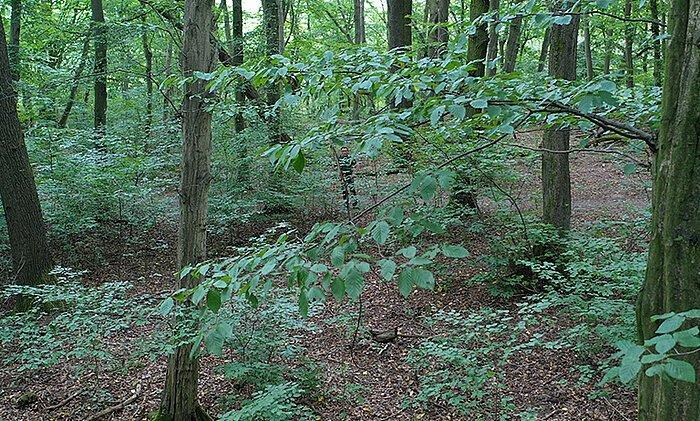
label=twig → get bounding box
[503,142,651,169]
[45,389,85,411]
[85,381,142,421]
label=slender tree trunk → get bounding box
[649,0,662,86]
[91,0,107,132]
[425,0,449,58]
[220,0,234,54]
[537,27,550,72]
[231,0,245,133]
[0,19,52,289]
[623,0,634,88]
[636,1,700,419]
[354,0,366,44]
[603,27,612,74]
[278,0,287,53]
[58,35,91,129]
[542,12,579,231]
[262,0,281,143]
[583,15,594,80]
[9,0,21,82]
[158,0,215,418]
[163,41,175,123]
[466,0,489,77]
[485,0,499,76]
[503,13,522,72]
[142,16,153,134]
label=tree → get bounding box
[485,0,499,76]
[537,27,550,72]
[91,0,108,132]
[0,18,52,290]
[262,0,282,143]
[9,0,21,81]
[231,0,245,132]
[58,35,91,128]
[142,16,153,133]
[636,0,700,418]
[158,0,215,418]
[582,15,593,81]
[649,0,662,86]
[466,0,489,77]
[354,0,366,44]
[502,8,523,72]
[541,11,579,231]
[623,0,634,88]
[425,0,449,58]
[387,0,412,53]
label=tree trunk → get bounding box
[91,0,107,132]
[9,0,21,82]
[163,41,175,123]
[220,0,234,55]
[485,0,499,76]
[636,0,700,419]
[354,0,366,44]
[262,0,281,143]
[583,15,594,81]
[466,0,489,77]
[142,16,153,134]
[231,0,245,133]
[158,0,215,418]
[649,0,662,86]
[603,27,612,74]
[541,12,578,231]
[0,19,52,289]
[426,0,449,58]
[58,35,91,129]
[623,0,634,88]
[537,27,550,72]
[502,13,522,72]
[387,0,413,52]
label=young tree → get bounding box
[541,12,579,231]
[502,8,523,72]
[158,0,216,418]
[91,0,108,132]
[623,0,634,88]
[636,0,699,418]
[485,0,499,76]
[466,0,489,77]
[142,16,153,133]
[0,19,52,289]
[231,0,245,132]
[649,0,662,86]
[582,15,594,81]
[58,35,91,129]
[354,0,366,44]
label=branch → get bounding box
[85,382,142,421]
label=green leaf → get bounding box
[656,314,685,334]
[207,289,222,313]
[420,176,438,202]
[310,263,328,273]
[205,331,224,356]
[663,359,696,383]
[372,221,391,245]
[442,245,469,258]
[192,285,207,305]
[378,259,397,281]
[623,163,636,176]
[469,98,488,108]
[645,365,665,377]
[641,353,666,364]
[331,246,345,267]
[653,334,677,354]
[331,277,345,301]
[398,246,417,258]
[292,151,306,173]
[674,327,700,348]
[413,268,435,290]
[552,15,572,25]
[344,268,364,300]
[619,361,642,383]
[448,104,466,121]
[398,268,414,298]
[430,106,445,126]
[158,297,174,316]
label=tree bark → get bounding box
[9,0,21,82]
[387,0,413,52]
[58,35,91,129]
[425,0,449,58]
[91,0,108,132]
[158,0,216,418]
[262,0,282,143]
[466,0,489,77]
[485,0,499,76]
[541,11,579,231]
[623,0,634,88]
[649,0,662,86]
[583,15,594,81]
[502,13,523,72]
[162,41,176,123]
[636,0,700,419]
[231,0,245,132]
[142,16,153,134]
[603,27,612,74]
[537,27,550,72]
[0,19,52,288]
[354,0,366,44]
[220,0,234,55]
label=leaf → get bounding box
[205,331,224,356]
[619,361,642,383]
[469,98,488,108]
[207,289,222,313]
[442,245,469,258]
[344,268,364,300]
[298,289,309,317]
[292,151,306,173]
[653,334,677,354]
[656,314,685,334]
[552,15,572,25]
[158,297,174,316]
[372,221,390,245]
[448,104,466,121]
[398,246,417,258]
[331,246,345,267]
[413,268,435,290]
[430,106,445,126]
[192,285,207,305]
[674,327,700,348]
[641,353,666,364]
[420,176,438,202]
[310,263,328,273]
[331,277,345,301]
[398,268,414,298]
[663,359,696,383]
[623,163,636,176]
[378,259,397,281]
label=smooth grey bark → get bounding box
[503,13,523,72]
[91,0,107,132]
[537,27,550,72]
[541,12,579,231]
[0,19,52,289]
[485,0,499,76]
[158,0,216,418]
[58,35,91,129]
[583,15,594,80]
[354,0,366,43]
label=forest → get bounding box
[0,0,698,419]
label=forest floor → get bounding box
[0,138,651,421]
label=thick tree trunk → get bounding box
[636,0,700,419]
[0,19,52,288]
[142,16,153,134]
[583,15,594,81]
[91,0,107,132]
[231,0,245,132]
[425,0,449,58]
[9,0,21,81]
[58,35,91,129]
[623,0,634,88]
[537,27,550,72]
[158,0,215,418]
[387,0,413,52]
[466,0,489,77]
[649,0,662,86]
[262,0,281,143]
[485,0,499,76]
[502,14,522,72]
[541,12,579,231]
[354,0,366,44]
